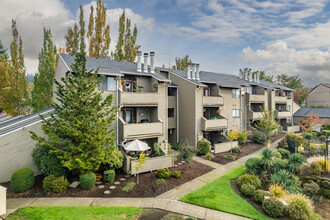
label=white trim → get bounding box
[58,54,71,72]
[166,69,206,87]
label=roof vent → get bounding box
[187,63,191,79]
[137,51,142,72]
[143,53,148,73]
[150,51,155,73]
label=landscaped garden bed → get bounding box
[3,161,212,198]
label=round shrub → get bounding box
[103,170,115,183]
[262,198,284,217]
[309,162,323,176]
[303,182,320,199]
[32,147,68,177]
[287,194,314,220]
[43,175,69,193]
[237,174,261,189]
[197,140,210,155]
[171,171,181,178]
[273,151,282,159]
[269,184,286,198]
[231,147,241,153]
[254,189,269,203]
[204,152,214,160]
[42,175,55,192]
[156,168,172,179]
[274,158,288,170]
[277,148,290,159]
[252,131,267,144]
[156,179,166,185]
[241,183,256,196]
[245,157,261,175]
[287,153,307,174]
[79,171,96,190]
[10,167,35,193]
[322,188,330,199]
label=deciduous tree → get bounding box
[299,111,326,133]
[175,55,192,70]
[65,23,79,55]
[0,41,8,60]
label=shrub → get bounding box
[156,168,172,179]
[103,170,115,183]
[270,169,294,189]
[287,194,314,220]
[262,198,284,217]
[237,174,261,188]
[172,143,181,151]
[156,179,166,185]
[122,182,136,192]
[260,149,275,169]
[286,132,304,147]
[237,130,250,145]
[309,162,323,176]
[303,182,320,199]
[204,152,214,160]
[79,171,96,190]
[273,151,282,159]
[246,157,261,175]
[231,147,241,153]
[197,140,210,155]
[269,184,286,198]
[224,155,236,160]
[179,145,197,163]
[240,183,255,196]
[252,131,267,144]
[322,129,330,137]
[277,148,290,159]
[43,175,69,193]
[171,171,181,178]
[274,158,288,170]
[32,147,68,177]
[287,153,307,174]
[254,189,269,203]
[10,167,35,193]
[322,188,330,199]
[153,143,164,157]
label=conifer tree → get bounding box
[65,24,79,55]
[31,28,57,112]
[87,0,111,58]
[31,6,123,174]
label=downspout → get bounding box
[177,86,179,143]
[116,77,120,147]
[240,87,243,131]
[195,85,201,147]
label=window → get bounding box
[232,109,240,118]
[99,76,116,91]
[287,105,291,111]
[203,88,210,96]
[252,86,256,95]
[168,108,174,117]
[232,89,240,98]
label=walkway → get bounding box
[2,138,283,220]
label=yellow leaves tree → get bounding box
[133,153,146,185]
[228,130,239,153]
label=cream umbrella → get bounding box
[123,139,151,152]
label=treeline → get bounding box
[0,0,140,116]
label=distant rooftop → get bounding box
[293,108,330,118]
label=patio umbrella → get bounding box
[123,139,151,152]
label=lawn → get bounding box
[179,165,272,220]
[6,206,142,220]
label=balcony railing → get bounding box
[248,93,267,102]
[247,110,263,120]
[119,89,158,106]
[202,96,224,106]
[201,117,227,131]
[274,95,288,102]
[274,110,291,118]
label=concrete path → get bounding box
[2,138,283,220]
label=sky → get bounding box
[1,0,330,87]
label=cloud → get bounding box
[239,41,330,87]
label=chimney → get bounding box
[248,68,252,82]
[150,52,155,73]
[196,63,200,80]
[137,51,142,72]
[244,68,248,80]
[239,69,242,79]
[187,63,191,79]
[143,53,148,73]
[256,71,260,83]
[191,63,196,80]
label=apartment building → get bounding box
[156,66,294,147]
[55,52,176,148]
[307,83,330,107]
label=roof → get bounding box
[59,53,170,82]
[308,83,330,93]
[158,67,293,90]
[293,108,330,118]
[0,113,11,122]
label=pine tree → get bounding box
[175,55,192,70]
[65,23,79,55]
[87,0,111,58]
[0,41,8,60]
[31,6,123,174]
[31,28,57,112]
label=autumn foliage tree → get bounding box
[175,55,192,70]
[299,111,327,133]
[65,23,79,55]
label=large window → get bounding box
[168,108,174,117]
[232,109,240,118]
[232,89,240,98]
[287,105,291,111]
[99,76,116,91]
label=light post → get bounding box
[325,136,330,173]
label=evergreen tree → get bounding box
[65,23,79,55]
[31,28,57,112]
[0,41,8,60]
[87,0,111,58]
[31,6,123,174]
[175,55,192,70]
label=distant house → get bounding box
[307,83,330,107]
[293,108,330,131]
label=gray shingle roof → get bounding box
[59,53,170,82]
[293,108,330,118]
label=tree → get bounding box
[30,6,123,174]
[299,111,326,133]
[228,130,239,152]
[256,109,281,148]
[259,71,274,82]
[0,41,8,60]
[133,153,146,185]
[294,88,308,106]
[31,28,57,112]
[113,10,140,62]
[175,55,192,70]
[65,24,79,55]
[87,0,111,58]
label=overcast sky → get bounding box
[1,0,330,87]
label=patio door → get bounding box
[203,88,210,96]
[121,109,132,123]
[122,80,133,92]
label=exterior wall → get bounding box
[220,87,241,131]
[196,88,204,144]
[307,84,330,107]
[53,56,69,104]
[287,125,300,132]
[0,122,44,183]
[214,141,238,154]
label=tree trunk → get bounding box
[266,139,271,148]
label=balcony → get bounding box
[119,89,159,106]
[119,117,164,140]
[201,117,227,131]
[248,94,267,102]
[274,95,288,103]
[202,96,224,106]
[275,110,291,118]
[248,110,263,120]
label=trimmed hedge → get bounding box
[197,140,210,155]
[262,198,284,217]
[79,172,96,190]
[240,183,255,196]
[43,175,69,193]
[103,170,115,183]
[254,189,268,203]
[11,167,35,193]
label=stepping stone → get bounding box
[69,181,80,188]
[120,178,126,181]
[104,190,110,195]
[98,185,105,189]
[95,181,102,185]
[109,186,116,190]
[174,165,178,167]
[125,175,130,178]
[178,163,182,166]
[181,161,186,163]
[114,181,120,185]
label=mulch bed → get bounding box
[211,133,286,165]
[3,161,213,199]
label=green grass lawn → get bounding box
[6,206,142,220]
[180,165,272,220]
